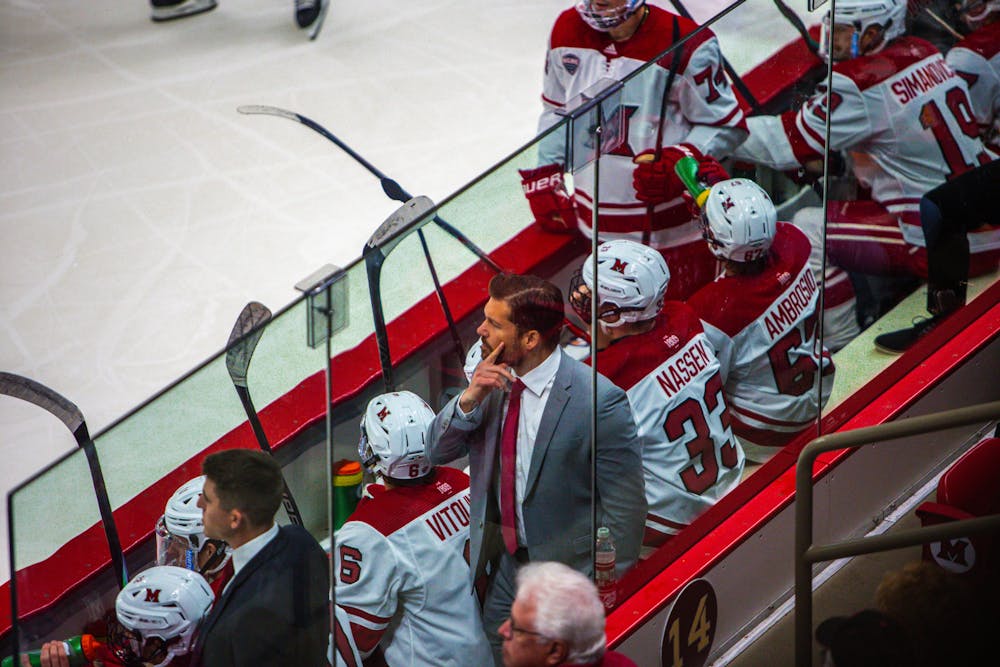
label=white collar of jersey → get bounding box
[517,347,561,398]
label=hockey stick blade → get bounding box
[236,104,503,273]
[226,301,272,389]
[0,372,85,438]
[223,305,305,526]
[0,372,128,589]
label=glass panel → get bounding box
[7,449,121,657]
[20,0,962,657]
[5,291,332,656]
[320,0,842,636]
[814,0,1000,406]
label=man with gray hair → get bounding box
[498,561,637,667]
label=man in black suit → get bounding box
[192,449,329,666]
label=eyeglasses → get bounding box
[505,615,550,640]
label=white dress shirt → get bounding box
[224,522,279,595]
[504,348,561,545]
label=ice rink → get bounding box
[0,0,810,582]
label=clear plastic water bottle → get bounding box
[595,526,616,610]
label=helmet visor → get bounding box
[155,518,199,572]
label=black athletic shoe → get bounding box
[295,0,323,28]
[151,0,217,22]
[873,316,943,355]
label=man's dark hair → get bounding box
[203,449,284,529]
[488,273,565,349]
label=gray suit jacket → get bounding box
[426,348,645,581]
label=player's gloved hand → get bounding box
[696,156,730,186]
[632,143,703,204]
[518,164,577,233]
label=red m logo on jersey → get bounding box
[145,588,161,603]
[610,259,628,274]
[377,406,391,421]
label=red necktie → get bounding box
[500,380,525,554]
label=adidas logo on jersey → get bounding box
[603,44,617,56]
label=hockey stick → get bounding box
[670,0,762,113]
[225,302,304,526]
[634,16,683,246]
[771,0,821,55]
[924,8,964,41]
[0,373,128,590]
[236,105,502,274]
[237,105,476,370]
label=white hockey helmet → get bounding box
[955,0,1000,28]
[700,178,777,263]
[155,476,230,576]
[570,239,669,328]
[819,0,906,60]
[576,0,646,31]
[112,565,214,667]
[359,391,435,481]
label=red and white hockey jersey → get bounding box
[537,6,746,250]
[946,21,1000,152]
[687,223,835,454]
[333,467,490,667]
[591,302,744,545]
[735,37,998,252]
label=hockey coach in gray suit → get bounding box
[426,272,645,663]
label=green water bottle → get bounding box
[332,460,363,531]
[2,634,101,667]
[674,155,711,209]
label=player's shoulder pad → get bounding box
[659,300,705,337]
[344,470,467,537]
[550,7,603,50]
[772,221,812,265]
[953,21,1000,60]
[647,6,706,41]
[834,36,939,91]
[646,8,716,69]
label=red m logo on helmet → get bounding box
[934,539,972,567]
[145,588,161,603]
[610,259,628,274]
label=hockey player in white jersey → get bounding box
[732,0,999,288]
[947,0,1000,152]
[333,391,491,667]
[569,239,744,547]
[520,0,747,300]
[686,179,835,464]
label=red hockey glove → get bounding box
[518,164,577,233]
[696,156,730,186]
[632,143,703,205]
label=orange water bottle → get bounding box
[333,460,363,530]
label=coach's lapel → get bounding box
[524,351,571,498]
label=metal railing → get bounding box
[794,400,1000,666]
